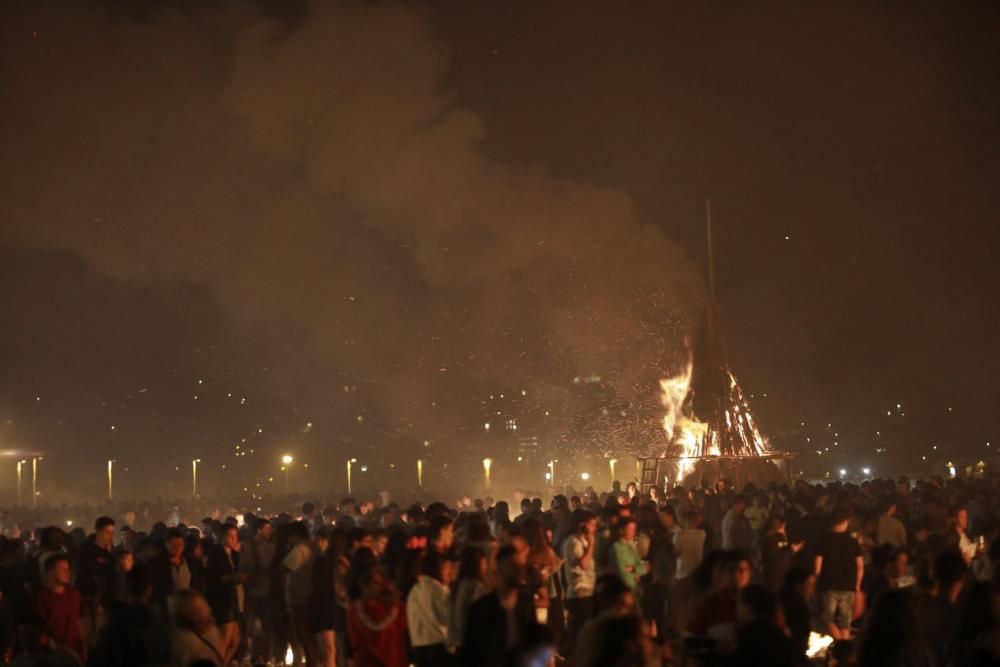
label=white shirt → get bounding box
[282,541,316,607]
[406,575,450,647]
[563,534,596,599]
[674,528,705,579]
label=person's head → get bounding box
[45,554,71,588]
[419,548,445,583]
[617,517,637,542]
[507,528,529,566]
[933,549,967,586]
[170,589,214,633]
[879,499,897,517]
[589,614,654,667]
[764,515,786,534]
[117,549,134,573]
[95,516,116,548]
[288,521,310,545]
[348,527,374,552]
[714,550,753,592]
[738,584,780,626]
[593,574,634,616]
[456,547,487,584]
[887,548,909,579]
[951,506,969,531]
[221,524,239,551]
[429,516,454,550]
[346,547,382,600]
[495,545,522,595]
[39,526,64,551]
[573,509,597,537]
[732,495,749,513]
[658,506,678,530]
[255,518,273,541]
[831,507,852,531]
[165,527,185,559]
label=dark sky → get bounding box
[1,1,998,500]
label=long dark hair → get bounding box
[453,547,485,597]
[347,547,379,601]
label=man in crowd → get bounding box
[722,495,753,553]
[147,527,203,613]
[876,498,907,548]
[35,555,85,663]
[239,517,275,663]
[562,509,597,650]
[814,507,863,640]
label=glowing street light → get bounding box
[838,468,847,478]
[580,472,590,481]
[32,457,40,508]
[107,459,114,501]
[347,458,357,494]
[548,460,555,486]
[861,467,871,476]
[609,458,618,482]
[483,458,493,489]
[417,459,423,488]
[281,455,294,492]
[192,459,201,498]
[16,460,25,506]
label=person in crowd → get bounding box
[448,547,488,650]
[722,495,753,554]
[814,506,864,640]
[876,498,908,549]
[915,548,968,666]
[147,527,204,614]
[10,614,81,667]
[949,506,978,564]
[573,574,637,667]
[857,588,934,667]
[75,516,116,644]
[309,526,348,667]
[608,517,648,591]
[169,589,225,667]
[582,614,655,667]
[204,523,242,665]
[461,545,538,667]
[730,584,800,667]
[346,547,408,667]
[283,520,319,666]
[688,550,753,644]
[779,566,815,659]
[671,507,706,635]
[35,555,85,663]
[523,517,564,647]
[239,516,275,664]
[761,515,802,592]
[406,549,454,666]
[562,509,597,650]
[745,493,770,555]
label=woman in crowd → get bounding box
[169,589,225,667]
[347,547,408,667]
[309,526,348,667]
[857,588,934,667]
[448,547,489,649]
[406,549,454,667]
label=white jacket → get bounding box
[406,575,450,647]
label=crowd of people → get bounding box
[1,473,1000,667]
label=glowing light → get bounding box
[862,467,871,476]
[281,455,293,465]
[580,472,590,481]
[482,458,493,488]
[285,647,294,666]
[807,632,835,659]
[839,469,847,477]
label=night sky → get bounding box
[2,1,998,501]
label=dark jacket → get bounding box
[143,552,204,613]
[204,545,240,623]
[76,539,116,609]
[460,590,536,667]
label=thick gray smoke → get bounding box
[0,2,703,464]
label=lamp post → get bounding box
[609,458,618,483]
[417,459,423,488]
[192,458,201,498]
[548,460,555,487]
[16,460,24,506]
[347,458,357,494]
[483,458,493,489]
[281,455,293,493]
[107,460,114,502]
[31,457,39,508]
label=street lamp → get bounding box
[483,458,493,489]
[581,472,590,481]
[107,460,114,502]
[417,459,423,488]
[347,458,357,494]
[548,460,555,486]
[16,460,25,506]
[192,459,201,497]
[32,457,40,508]
[281,455,293,493]
[609,458,618,482]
